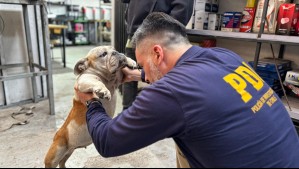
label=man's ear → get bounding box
[74,58,89,75]
[153,45,163,65]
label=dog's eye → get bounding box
[99,52,108,57]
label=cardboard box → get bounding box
[233,12,243,32]
[276,3,296,35]
[194,11,209,30]
[290,5,299,36]
[253,0,289,34]
[208,13,217,30]
[195,0,212,12]
[240,7,256,32]
[212,0,219,13]
[221,12,242,32]
[221,12,235,32]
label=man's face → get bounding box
[136,47,163,84]
[147,58,163,83]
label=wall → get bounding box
[0,4,47,105]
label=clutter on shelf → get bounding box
[248,58,293,98]
[190,0,299,36]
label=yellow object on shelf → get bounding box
[53,28,61,34]
[48,24,68,35]
[246,0,256,7]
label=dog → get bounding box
[44,46,136,168]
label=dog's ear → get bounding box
[74,58,89,75]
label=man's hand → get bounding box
[74,83,96,105]
[122,67,142,83]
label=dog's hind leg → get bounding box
[59,149,75,168]
[45,145,67,168]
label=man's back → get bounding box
[163,46,299,167]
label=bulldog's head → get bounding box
[74,46,128,78]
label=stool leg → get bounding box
[51,44,54,60]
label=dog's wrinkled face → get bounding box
[74,46,127,77]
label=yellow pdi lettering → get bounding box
[235,66,264,91]
[223,73,252,103]
[223,62,265,103]
[242,62,264,82]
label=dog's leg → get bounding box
[93,83,111,100]
[126,57,137,68]
[58,149,75,168]
[44,141,68,168]
[77,76,111,100]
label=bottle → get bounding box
[246,0,256,7]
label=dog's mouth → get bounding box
[120,60,128,69]
[109,56,127,74]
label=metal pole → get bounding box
[278,45,285,59]
[41,2,55,115]
[0,14,7,106]
[253,0,270,70]
[34,5,45,98]
[23,4,38,103]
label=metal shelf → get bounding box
[259,34,299,46]
[0,0,42,5]
[187,29,258,42]
[187,29,299,46]
[282,96,299,120]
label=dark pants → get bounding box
[122,47,138,109]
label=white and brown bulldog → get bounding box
[44,46,136,168]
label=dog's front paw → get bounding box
[126,57,137,69]
[94,88,111,101]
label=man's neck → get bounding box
[166,44,193,71]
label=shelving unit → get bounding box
[187,0,299,122]
[71,19,90,45]
[46,1,112,46]
[0,0,55,115]
[187,30,299,45]
[98,1,112,46]
[187,29,258,42]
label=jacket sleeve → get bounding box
[86,82,185,157]
[169,0,194,26]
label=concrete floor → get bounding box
[0,46,176,168]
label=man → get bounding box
[121,0,194,111]
[76,12,299,167]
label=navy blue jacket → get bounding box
[86,46,299,168]
[122,0,194,36]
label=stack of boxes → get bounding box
[189,0,299,36]
[249,58,292,98]
[284,70,299,97]
[252,0,288,34]
[221,11,243,32]
[193,0,220,30]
